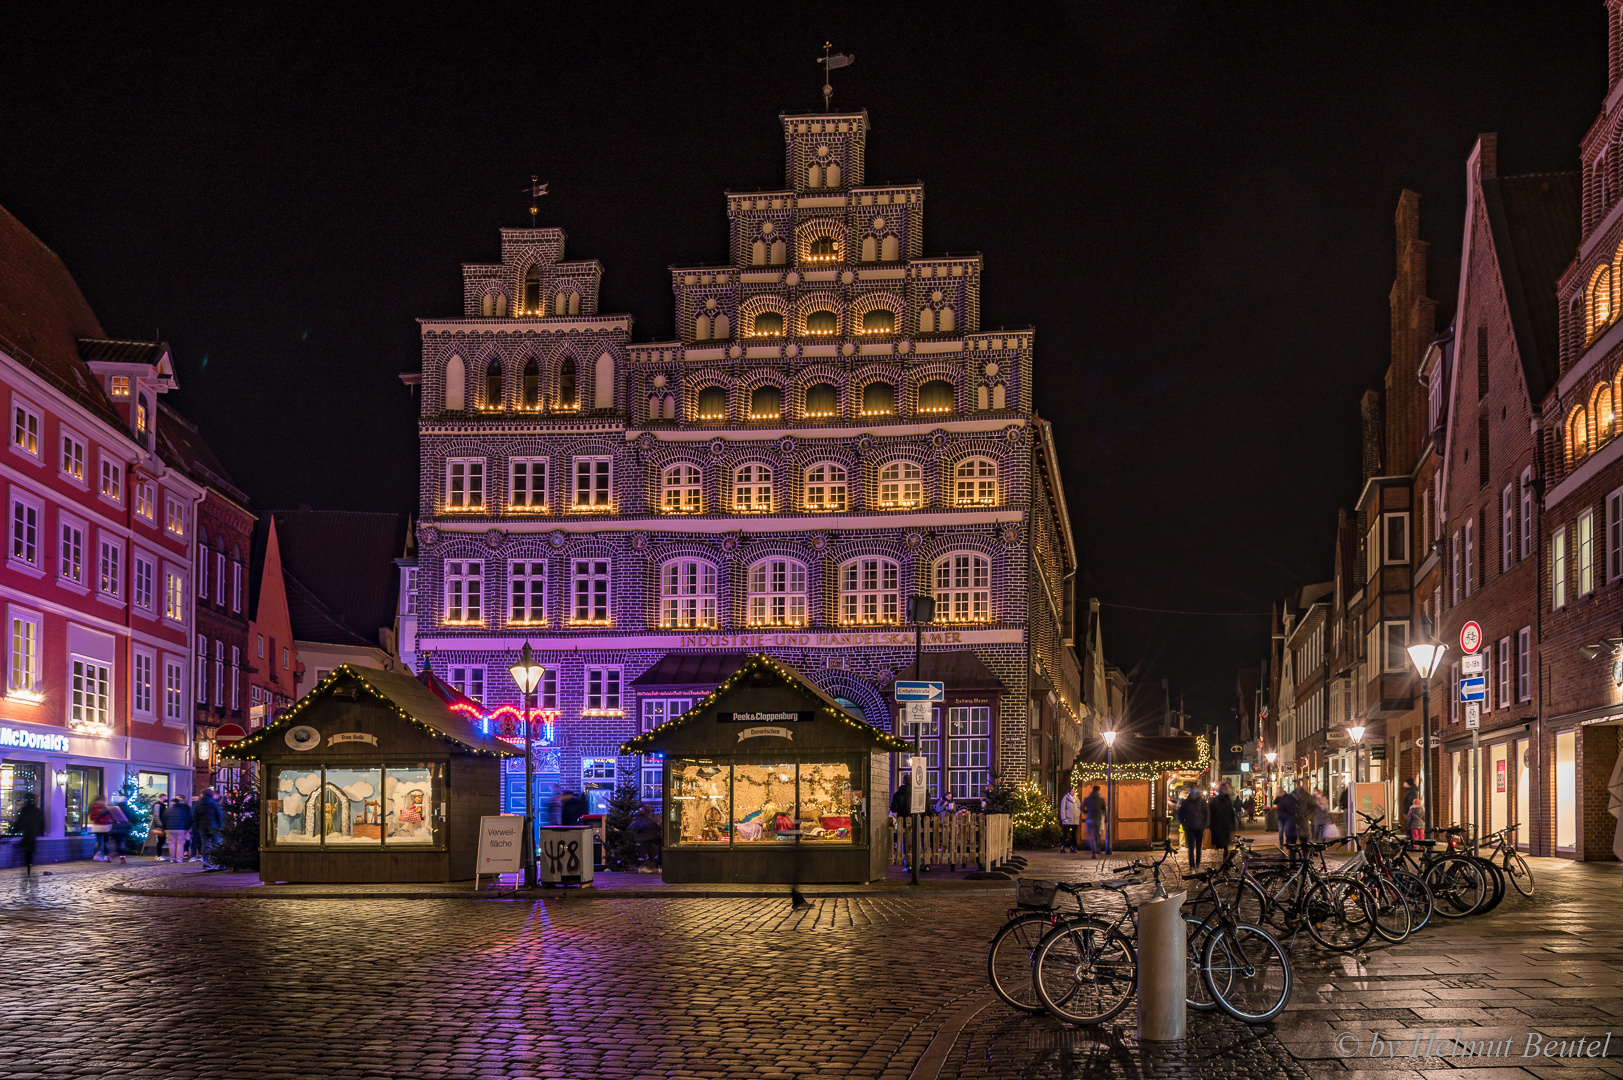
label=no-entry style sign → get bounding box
[1460,621,1483,654]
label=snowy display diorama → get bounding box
[271,765,435,845]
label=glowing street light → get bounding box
[509,641,546,889]
[1407,627,1448,831]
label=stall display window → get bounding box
[798,760,858,843]
[64,765,103,835]
[270,766,323,845]
[384,766,434,844]
[321,767,384,844]
[1,760,44,835]
[669,760,729,845]
[732,762,798,843]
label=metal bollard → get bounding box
[1136,890,1187,1042]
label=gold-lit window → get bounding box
[806,237,840,263]
[747,558,806,625]
[878,461,921,508]
[805,310,837,335]
[749,385,782,420]
[109,376,130,398]
[1594,383,1615,447]
[955,458,999,506]
[734,464,773,512]
[804,383,838,418]
[934,553,991,623]
[1589,263,1615,344]
[662,464,702,513]
[1570,403,1590,464]
[749,311,785,337]
[696,386,727,420]
[839,558,898,624]
[859,309,895,335]
[804,463,847,511]
[918,380,954,415]
[860,382,895,416]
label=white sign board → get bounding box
[476,814,524,876]
[1464,702,1480,730]
[910,756,927,814]
[1461,653,1486,675]
[896,680,945,702]
[903,700,932,728]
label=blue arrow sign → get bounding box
[895,681,945,702]
[1459,676,1487,702]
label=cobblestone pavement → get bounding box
[0,839,1618,1080]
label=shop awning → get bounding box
[885,651,1007,693]
[630,652,752,691]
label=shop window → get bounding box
[747,558,807,626]
[63,765,102,835]
[385,766,434,844]
[669,760,730,845]
[803,383,838,418]
[732,762,798,842]
[1,760,45,835]
[947,706,991,798]
[323,767,382,844]
[581,757,616,815]
[137,771,169,800]
[269,765,439,848]
[1555,731,1577,849]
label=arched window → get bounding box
[939,306,956,332]
[594,352,614,409]
[934,553,991,623]
[484,359,502,409]
[1594,383,1615,445]
[808,164,822,189]
[806,309,837,335]
[695,313,711,341]
[992,384,1007,409]
[661,559,717,628]
[955,458,999,505]
[662,464,702,513]
[751,311,784,337]
[521,359,539,409]
[696,386,727,420]
[748,558,807,626]
[807,237,839,263]
[861,382,895,415]
[751,239,766,265]
[444,357,465,411]
[919,307,935,333]
[881,235,899,261]
[734,464,773,511]
[918,380,954,414]
[826,162,841,188]
[860,237,876,262]
[770,240,785,265]
[804,463,848,511]
[558,357,577,409]
[481,294,494,317]
[495,294,507,317]
[749,385,782,419]
[554,292,567,316]
[861,309,896,334]
[1591,264,1614,342]
[878,460,922,508]
[714,314,730,339]
[568,291,580,316]
[804,383,838,418]
[523,266,541,313]
[1571,403,1591,462]
[839,558,899,624]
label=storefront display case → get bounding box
[622,654,910,883]
[222,665,514,883]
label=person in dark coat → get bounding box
[1273,786,1297,849]
[162,796,193,863]
[1176,784,1210,868]
[890,775,925,871]
[192,789,223,866]
[559,790,587,826]
[1209,783,1237,855]
[16,795,44,873]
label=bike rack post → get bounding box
[1137,889,1187,1042]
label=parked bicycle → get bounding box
[1477,822,1535,898]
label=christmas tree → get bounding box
[206,787,261,872]
[603,781,642,870]
[1010,779,1061,849]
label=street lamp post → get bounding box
[1102,729,1117,855]
[1406,633,1448,838]
[509,642,545,890]
[1346,723,1365,840]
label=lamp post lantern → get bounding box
[1101,728,1117,854]
[1346,723,1366,839]
[508,642,545,890]
[1406,631,1448,837]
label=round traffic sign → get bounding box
[1460,620,1482,654]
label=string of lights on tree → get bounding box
[1069,735,1211,784]
[621,653,912,754]
[221,665,516,760]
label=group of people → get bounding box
[144,789,225,866]
[1057,785,1108,857]
[1172,782,1243,868]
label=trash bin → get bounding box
[1264,808,1278,832]
[537,825,594,885]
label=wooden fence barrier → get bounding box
[888,813,1013,870]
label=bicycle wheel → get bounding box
[1186,876,1268,933]
[1031,918,1137,1026]
[1202,922,1293,1023]
[1356,874,1412,943]
[1390,869,1433,934]
[1503,851,1536,897]
[1425,856,1486,918]
[986,911,1052,1013]
[1302,877,1375,952]
[1473,855,1506,914]
[1185,917,1218,1011]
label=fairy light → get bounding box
[1070,735,1210,783]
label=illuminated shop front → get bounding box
[1070,736,1208,850]
[621,654,909,883]
[223,665,513,883]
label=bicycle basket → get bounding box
[1015,878,1059,910]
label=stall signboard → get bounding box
[910,756,927,814]
[476,815,524,877]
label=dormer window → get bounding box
[108,376,130,398]
[137,396,149,438]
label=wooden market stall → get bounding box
[222,665,516,884]
[1070,735,1208,849]
[621,654,911,884]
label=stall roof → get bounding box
[630,652,752,690]
[621,653,912,754]
[886,652,1008,693]
[222,665,517,760]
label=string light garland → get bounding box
[1070,735,1210,784]
[620,653,912,754]
[221,665,517,761]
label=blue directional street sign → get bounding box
[1459,676,1487,702]
[895,681,945,702]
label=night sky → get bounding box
[0,4,1605,743]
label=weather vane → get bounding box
[523,176,549,224]
[818,43,854,111]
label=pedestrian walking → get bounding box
[1401,777,1420,818]
[1274,785,1298,848]
[162,794,193,863]
[890,775,926,871]
[1081,785,1107,859]
[88,796,115,861]
[1209,783,1237,859]
[16,794,43,874]
[148,794,168,858]
[107,799,130,863]
[192,788,223,866]
[1289,781,1312,852]
[1406,797,1426,842]
[559,789,587,826]
[1309,786,1327,841]
[1058,785,1081,853]
[1176,783,1209,868]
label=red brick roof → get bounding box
[0,203,125,429]
[1482,170,1581,401]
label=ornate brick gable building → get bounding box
[411,108,1083,819]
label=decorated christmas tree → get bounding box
[1010,779,1061,849]
[207,786,261,872]
[603,781,642,870]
